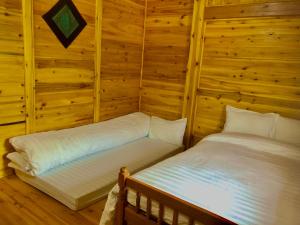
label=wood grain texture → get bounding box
[0,124,25,178]
[33,0,96,132]
[189,0,300,141]
[205,1,300,19]
[0,0,26,178]
[206,0,296,7]
[140,0,194,120]
[2,0,300,178]
[0,0,25,125]
[100,0,145,121]
[0,175,106,225]
[1,0,146,177]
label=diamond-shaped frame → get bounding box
[42,0,87,48]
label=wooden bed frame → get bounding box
[115,167,237,225]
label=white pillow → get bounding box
[7,152,31,171]
[275,116,300,146]
[7,152,34,176]
[223,105,279,138]
[149,116,187,146]
[9,112,150,175]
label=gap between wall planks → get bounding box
[94,0,103,123]
[22,0,35,134]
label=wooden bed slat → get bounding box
[125,206,157,225]
[189,218,194,225]
[147,198,152,219]
[158,203,164,225]
[172,211,178,225]
[126,178,235,224]
[136,192,141,212]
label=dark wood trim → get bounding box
[205,2,300,20]
[0,121,25,127]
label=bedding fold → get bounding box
[8,112,150,175]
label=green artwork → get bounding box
[52,5,79,39]
[43,0,86,48]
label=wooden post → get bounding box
[115,167,130,225]
[183,0,206,147]
[138,0,148,112]
[94,0,103,123]
[22,0,35,133]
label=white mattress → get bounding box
[100,133,300,225]
[16,137,183,210]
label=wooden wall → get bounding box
[0,0,146,178]
[1,0,300,177]
[188,0,300,142]
[100,0,145,120]
[33,0,96,132]
[140,0,194,120]
[0,0,26,177]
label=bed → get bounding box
[99,132,300,225]
[15,137,183,210]
[7,112,187,210]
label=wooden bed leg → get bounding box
[115,167,130,225]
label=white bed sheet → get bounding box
[16,137,183,210]
[100,133,300,225]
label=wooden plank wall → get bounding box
[189,0,300,141]
[0,0,146,178]
[100,0,145,120]
[1,0,300,176]
[140,0,194,120]
[0,0,26,177]
[33,0,96,132]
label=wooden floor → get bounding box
[0,175,107,225]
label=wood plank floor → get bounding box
[0,175,107,225]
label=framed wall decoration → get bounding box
[42,0,87,48]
